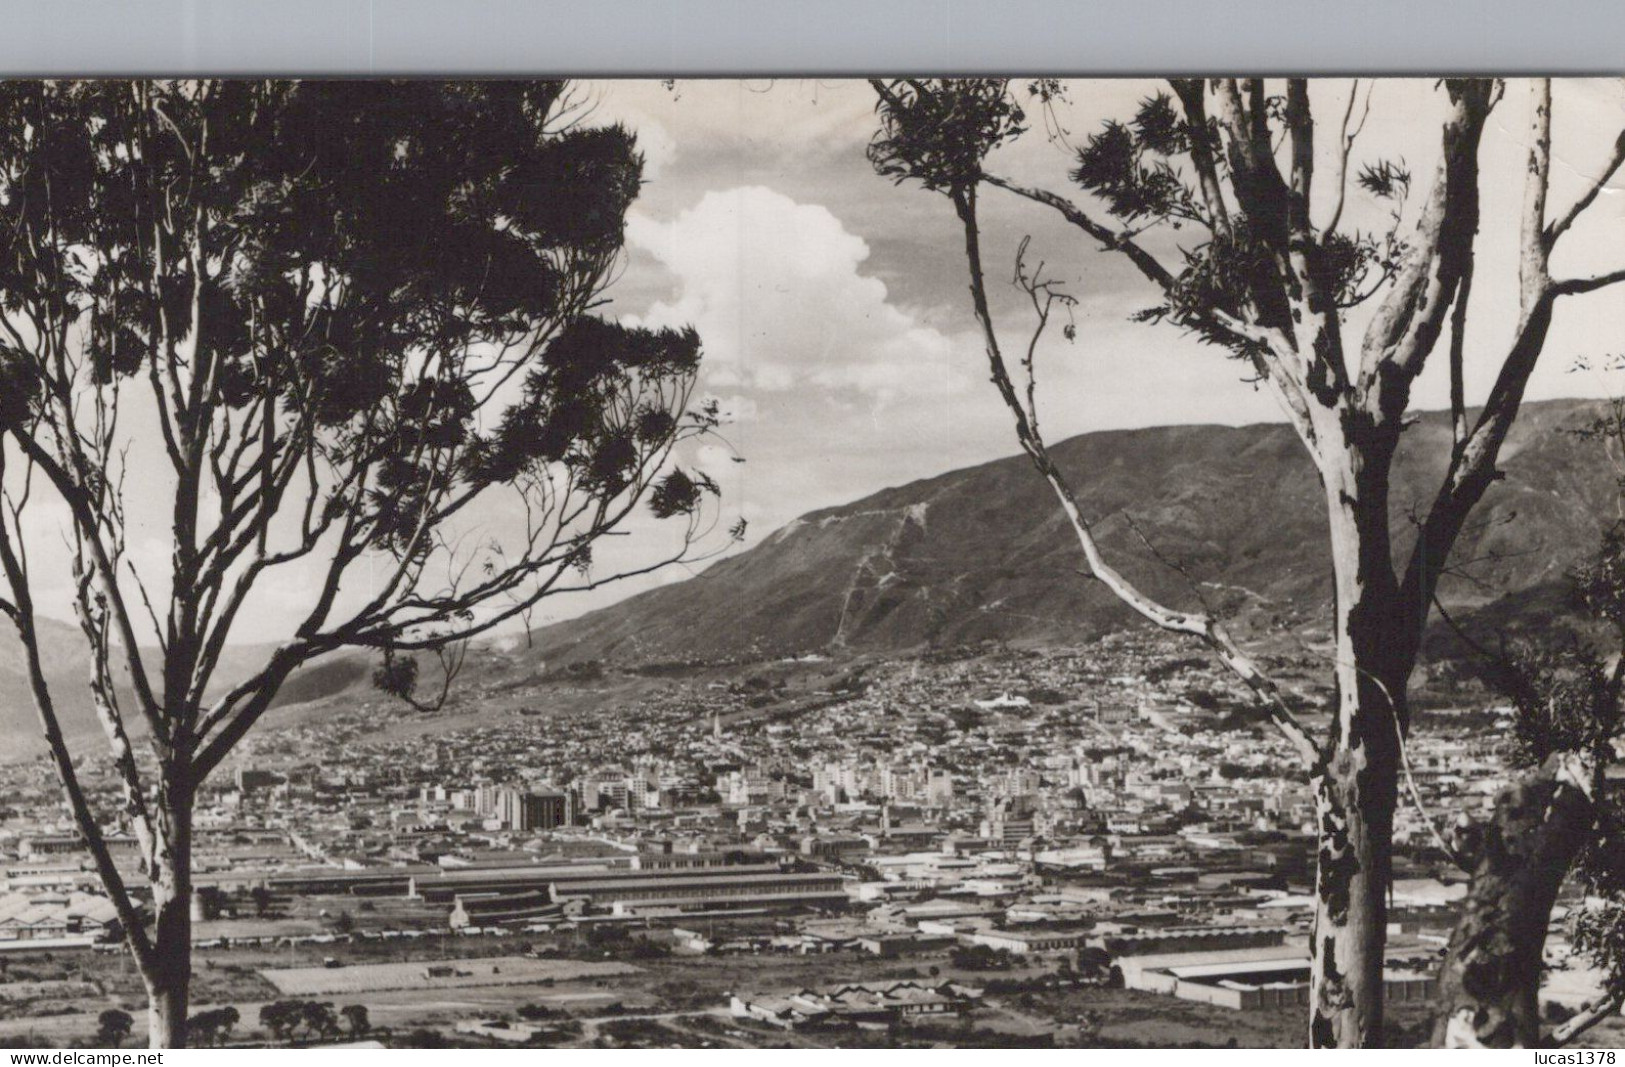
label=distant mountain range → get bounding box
[3,398,1613,760]
[532,398,1619,666]
[0,616,370,761]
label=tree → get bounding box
[302,1001,341,1042]
[218,1006,240,1044]
[1432,402,1625,1047]
[341,1004,370,1037]
[1432,633,1622,1046]
[0,80,721,1047]
[870,77,1625,1046]
[259,1001,300,1044]
[186,1006,239,1047]
[249,885,273,919]
[95,1008,134,1048]
[402,1028,449,1048]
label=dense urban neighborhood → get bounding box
[1,630,1618,1047]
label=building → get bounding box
[448,890,567,929]
[0,891,120,946]
[965,926,1090,955]
[730,980,983,1030]
[979,809,1035,846]
[723,768,786,806]
[1094,704,1137,725]
[630,848,773,871]
[1034,843,1110,871]
[857,933,957,957]
[1119,946,1437,1011]
[800,834,870,859]
[235,768,284,793]
[411,859,786,902]
[497,788,573,832]
[19,835,139,859]
[550,870,850,915]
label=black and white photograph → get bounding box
[0,69,1623,1052]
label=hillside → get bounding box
[1,398,1612,760]
[534,398,1617,665]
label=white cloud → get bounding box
[624,186,974,408]
[629,114,677,182]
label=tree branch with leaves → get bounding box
[0,79,728,1047]
[870,75,1625,1047]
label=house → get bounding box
[730,980,983,1030]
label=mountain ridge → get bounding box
[531,397,1617,666]
[0,397,1611,759]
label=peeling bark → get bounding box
[1308,693,1402,1047]
[143,787,195,1050]
[868,76,1625,1050]
[1308,441,1407,1048]
[1433,759,1596,1048]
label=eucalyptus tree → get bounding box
[1432,400,1625,1048]
[870,77,1625,1046]
[0,80,719,1046]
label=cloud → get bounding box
[628,114,677,182]
[623,186,974,408]
[695,443,740,471]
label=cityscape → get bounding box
[0,74,1623,1051]
[0,624,1616,1048]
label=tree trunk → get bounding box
[1309,442,1406,1048]
[1433,759,1596,1048]
[1309,705,1400,1047]
[143,786,195,1049]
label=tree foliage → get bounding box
[186,1006,240,1047]
[95,1008,134,1048]
[0,79,720,1047]
[870,75,1625,1048]
[868,79,1031,194]
[341,1004,370,1037]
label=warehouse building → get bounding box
[1119,946,1436,1010]
[411,861,785,904]
[964,926,1091,955]
[550,870,850,915]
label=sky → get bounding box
[11,78,1625,647]
[527,77,1625,631]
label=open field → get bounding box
[3,932,1623,1049]
[260,956,638,996]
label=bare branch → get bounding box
[0,457,155,973]
[1167,79,1231,233]
[1400,82,1558,638]
[1324,79,1372,237]
[1356,79,1495,427]
[981,173,1177,290]
[1449,256,1473,451]
[1554,266,1625,297]
[950,186,1319,768]
[1546,127,1625,247]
